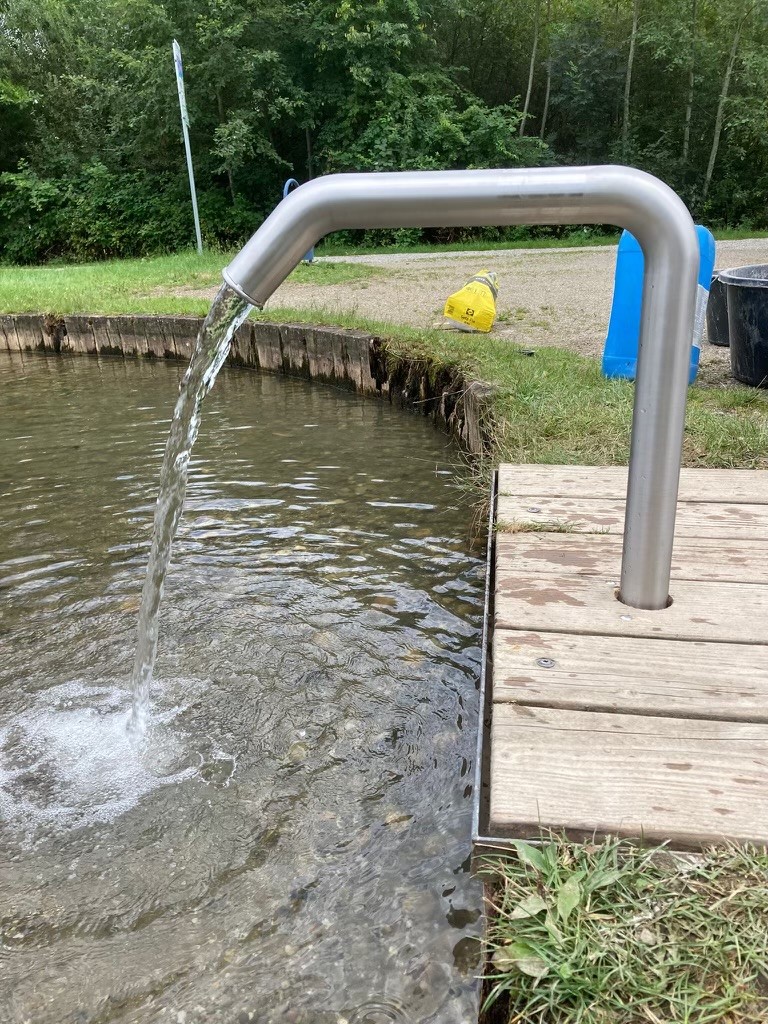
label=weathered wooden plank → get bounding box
[119,315,148,358]
[493,630,768,720]
[496,532,768,583]
[497,494,768,540]
[489,704,768,845]
[495,571,768,643]
[229,321,253,366]
[307,326,337,381]
[497,464,768,504]
[279,323,313,378]
[252,322,283,373]
[64,315,99,355]
[0,314,21,352]
[13,313,45,351]
[339,331,376,391]
[168,317,198,360]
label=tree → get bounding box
[520,0,542,136]
[682,0,697,164]
[702,1,756,203]
[621,0,640,160]
[3,0,768,262]
[539,0,554,139]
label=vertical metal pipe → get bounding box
[223,166,699,609]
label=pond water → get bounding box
[0,352,484,1024]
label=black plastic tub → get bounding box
[719,264,768,387]
[706,273,729,347]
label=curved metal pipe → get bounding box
[223,166,699,610]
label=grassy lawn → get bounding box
[480,836,768,1024]
[0,250,380,317]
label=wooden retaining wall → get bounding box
[0,313,492,454]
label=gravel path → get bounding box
[264,240,768,375]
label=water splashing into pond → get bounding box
[130,285,252,734]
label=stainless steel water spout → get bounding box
[223,166,699,610]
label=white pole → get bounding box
[172,39,203,254]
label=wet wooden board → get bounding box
[496,532,768,584]
[497,464,768,504]
[490,704,768,846]
[495,572,768,644]
[488,464,768,849]
[497,494,768,540]
[493,631,768,720]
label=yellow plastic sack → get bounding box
[443,270,498,333]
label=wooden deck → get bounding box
[488,464,768,848]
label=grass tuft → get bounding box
[479,834,768,1024]
[495,518,594,534]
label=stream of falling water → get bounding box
[129,284,252,734]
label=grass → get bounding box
[317,230,623,256]
[249,303,768,470]
[0,250,381,317]
[479,835,768,1024]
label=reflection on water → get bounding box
[0,351,484,1023]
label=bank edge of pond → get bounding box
[0,311,494,458]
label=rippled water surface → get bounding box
[0,351,484,1024]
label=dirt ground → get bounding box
[265,238,768,380]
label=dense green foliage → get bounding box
[1,0,766,262]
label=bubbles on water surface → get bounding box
[347,1002,411,1024]
[0,679,232,841]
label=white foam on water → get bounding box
[0,680,200,841]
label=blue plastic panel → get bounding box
[602,225,716,383]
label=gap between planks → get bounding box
[497,494,768,541]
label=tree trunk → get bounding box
[216,87,236,201]
[520,0,541,136]
[468,13,490,93]
[703,4,754,203]
[305,126,314,180]
[539,0,553,140]
[682,0,697,163]
[621,0,640,160]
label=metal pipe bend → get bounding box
[223,166,700,610]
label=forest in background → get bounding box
[1,0,766,263]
